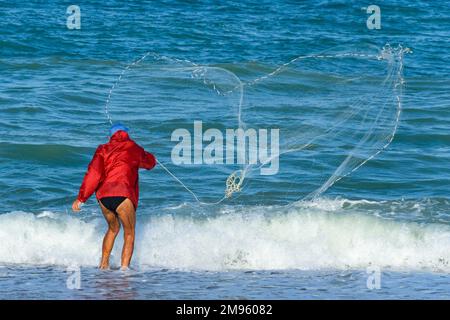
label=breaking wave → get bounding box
[1,199,449,272]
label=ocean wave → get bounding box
[0,142,92,164]
[0,106,48,114]
[1,200,450,272]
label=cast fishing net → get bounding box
[104,44,410,205]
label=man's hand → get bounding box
[72,199,83,212]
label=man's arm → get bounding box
[73,146,104,211]
[139,148,156,170]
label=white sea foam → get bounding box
[1,200,449,272]
[0,211,102,266]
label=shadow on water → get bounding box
[88,269,140,300]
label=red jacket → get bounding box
[77,130,156,208]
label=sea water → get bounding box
[0,0,450,299]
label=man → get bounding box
[72,123,156,270]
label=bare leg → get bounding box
[116,198,136,269]
[99,201,121,269]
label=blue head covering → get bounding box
[110,123,129,136]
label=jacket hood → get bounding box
[110,130,130,142]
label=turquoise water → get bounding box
[1,0,450,299]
